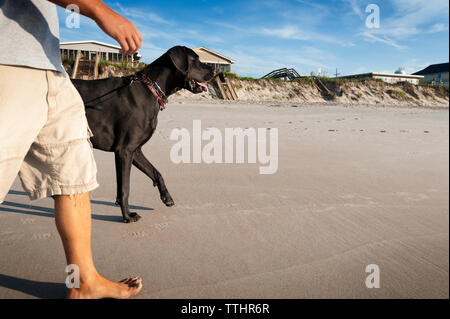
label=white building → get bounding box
[339,71,423,85]
[60,40,141,64]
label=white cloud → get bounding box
[262,25,354,47]
[110,2,171,25]
[294,0,328,10]
[356,0,449,49]
[401,59,432,74]
[220,50,285,77]
[360,31,405,50]
[262,26,310,40]
[429,23,449,33]
[345,0,364,18]
[378,1,448,37]
[213,44,331,78]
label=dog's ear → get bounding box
[168,46,190,75]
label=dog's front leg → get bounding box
[115,150,141,223]
[132,148,175,207]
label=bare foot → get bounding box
[67,274,143,299]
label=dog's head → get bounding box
[156,46,215,94]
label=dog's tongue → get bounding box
[196,81,208,92]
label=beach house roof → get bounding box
[193,47,235,65]
[60,40,122,52]
[413,63,449,75]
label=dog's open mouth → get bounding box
[189,80,208,93]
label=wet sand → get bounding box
[0,103,448,299]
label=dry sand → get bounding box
[0,103,448,299]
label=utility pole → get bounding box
[334,68,340,78]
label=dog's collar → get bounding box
[129,72,168,111]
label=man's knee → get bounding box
[53,192,90,203]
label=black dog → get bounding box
[72,46,214,223]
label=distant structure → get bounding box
[60,40,141,65]
[262,68,301,80]
[192,47,236,100]
[413,63,449,87]
[338,71,423,85]
[193,47,235,73]
[394,67,407,75]
[60,40,142,79]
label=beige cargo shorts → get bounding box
[0,64,98,203]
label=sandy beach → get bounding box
[0,102,448,299]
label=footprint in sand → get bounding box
[1,231,25,241]
[32,233,52,240]
[127,231,148,238]
[153,222,169,231]
[21,218,35,225]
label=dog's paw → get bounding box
[123,212,142,223]
[161,192,175,207]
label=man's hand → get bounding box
[94,7,142,56]
[48,0,142,56]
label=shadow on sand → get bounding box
[2,190,153,223]
[0,274,66,299]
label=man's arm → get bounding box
[48,0,142,56]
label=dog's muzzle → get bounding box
[188,80,208,93]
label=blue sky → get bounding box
[58,0,449,77]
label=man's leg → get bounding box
[54,192,142,299]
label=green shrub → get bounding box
[387,89,406,96]
[291,77,314,84]
[240,76,259,81]
[224,72,258,81]
[99,61,146,71]
[62,58,74,68]
[291,85,301,94]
